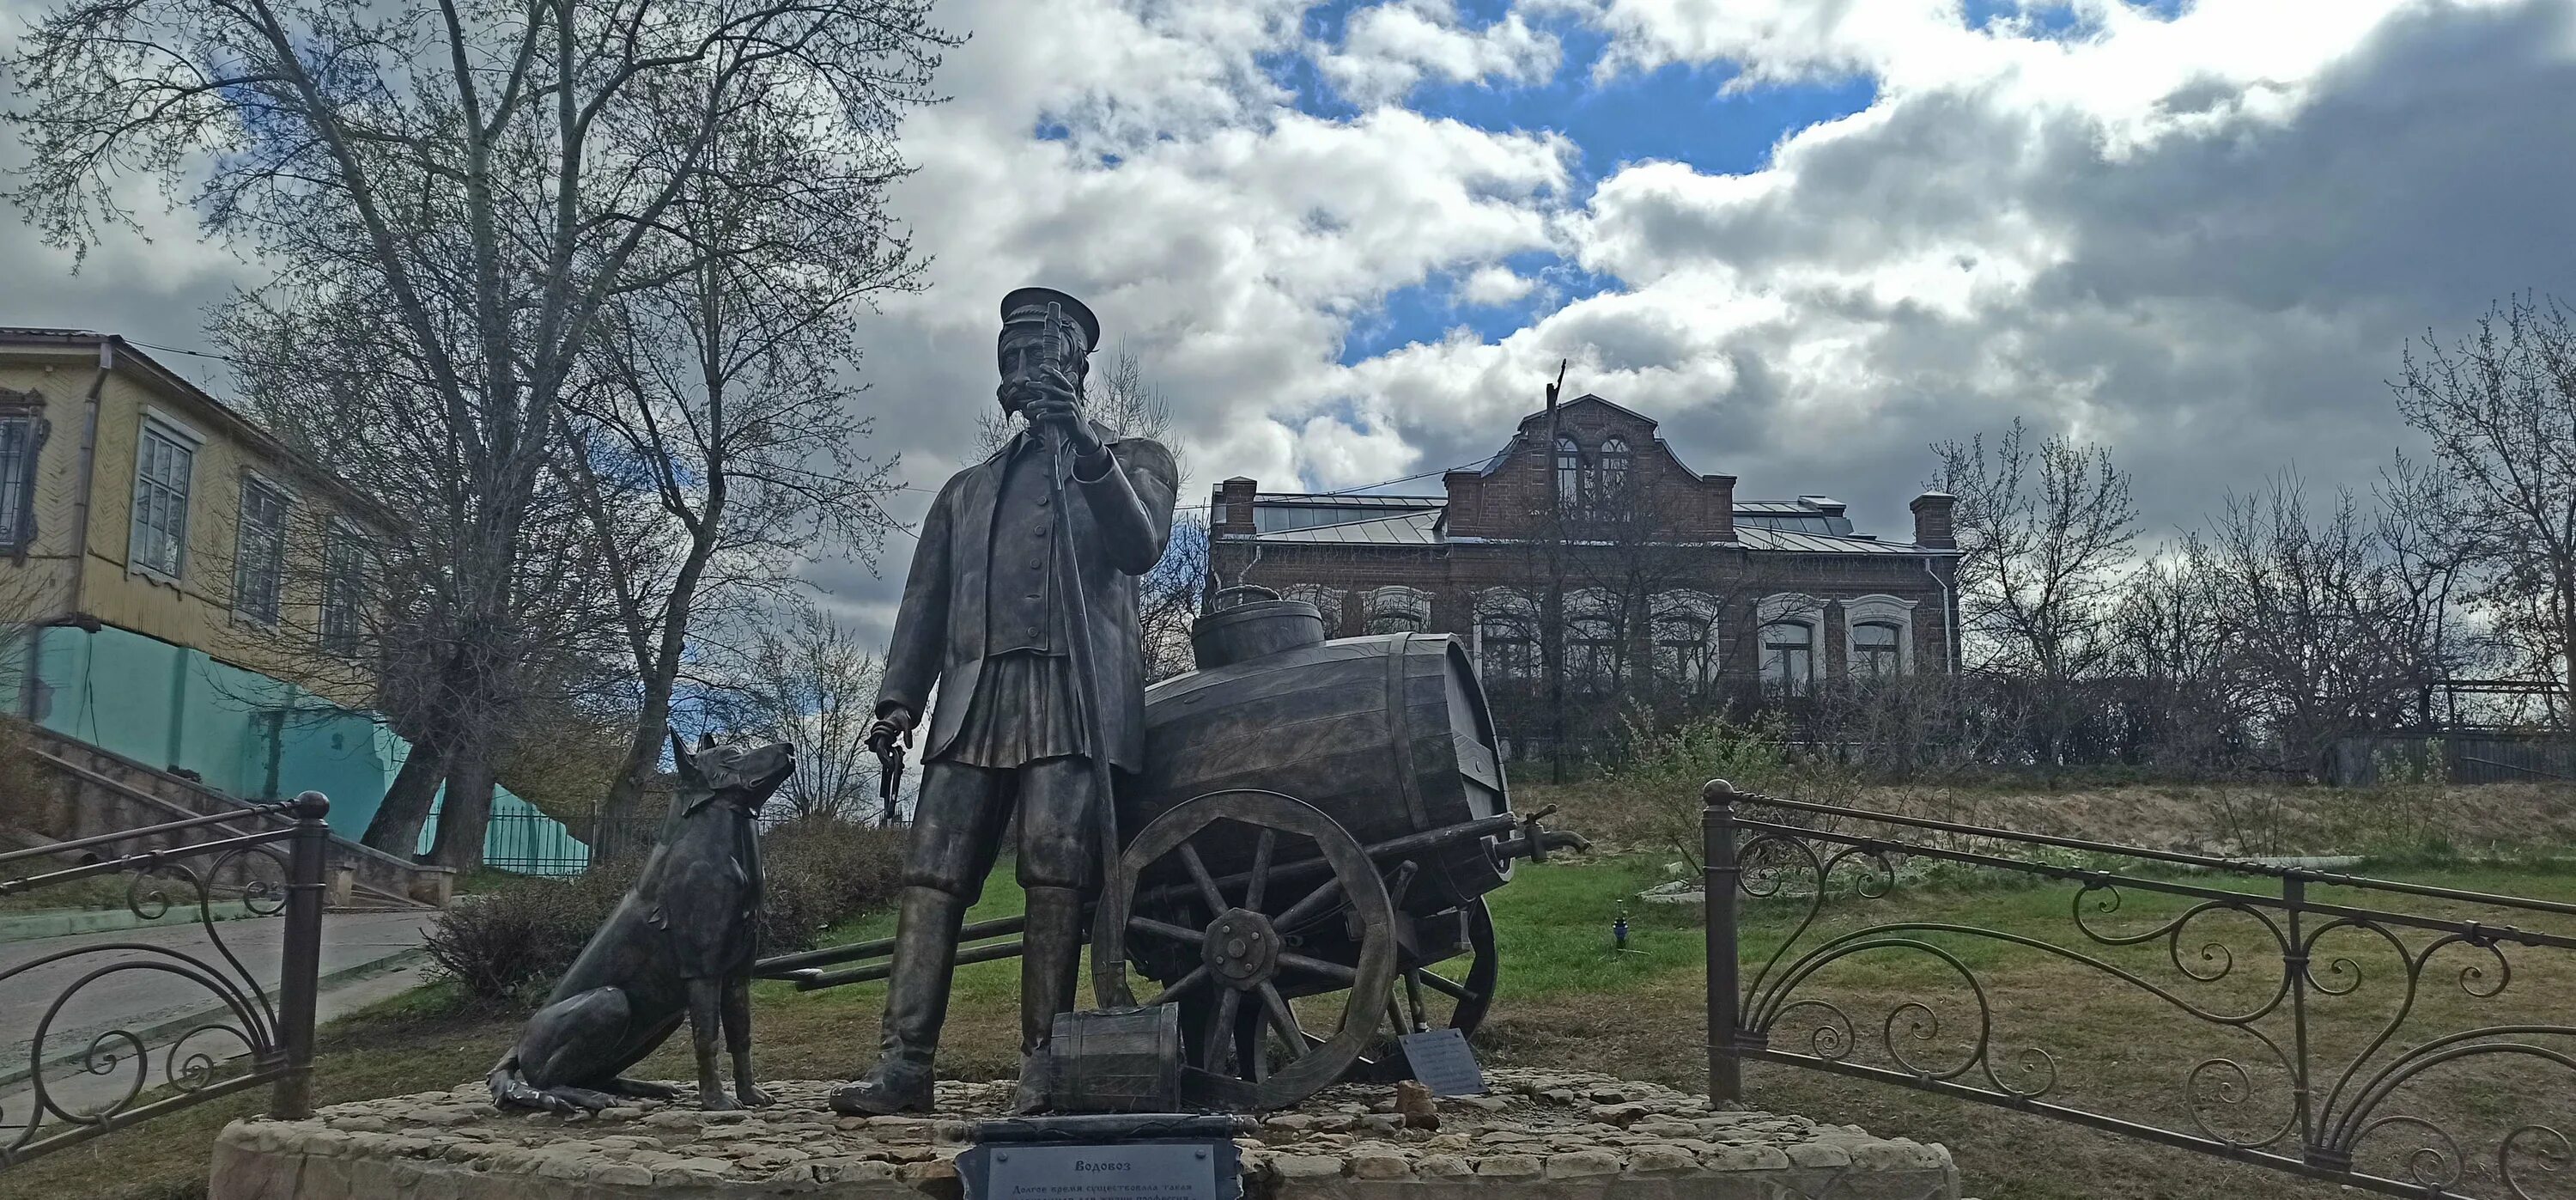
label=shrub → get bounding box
[425,816,903,1005]
[1606,711,1862,870]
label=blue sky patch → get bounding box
[1286,2,1879,363]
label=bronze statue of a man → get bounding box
[831,288,1177,1116]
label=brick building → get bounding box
[1206,394,1960,748]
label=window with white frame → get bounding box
[1851,623,1901,679]
[1757,594,1826,697]
[1840,594,1918,680]
[130,418,198,579]
[1759,622,1814,696]
[233,477,289,624]
[319,520,372,656]
[0,397,42,554]
[1364,585,1431,635]
[1564,589,1620,692]
[1652,592,1723,695]
[1473,588,1540,682]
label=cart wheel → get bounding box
[1344,895,1498,1083]
[1091,789,1397,1111]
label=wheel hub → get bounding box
[1202,907,1280,990]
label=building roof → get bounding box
[1235,490,1933,553]
[1245,508,1444,545]
[0,328,401,533]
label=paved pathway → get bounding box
[0,910,436,1135]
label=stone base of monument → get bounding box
[210,1069,1958,1199]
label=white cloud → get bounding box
[1317,0,1564,107]
[10,0,2576,655]
[1457,264,1535,306]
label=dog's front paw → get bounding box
[737,1084,775,1108]
[698,1090,743,1112]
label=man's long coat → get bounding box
[877,425,1179,771]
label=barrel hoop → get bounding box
[1385,632,1428,830]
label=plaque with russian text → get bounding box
[1400,1027,1488,1096]
[965,1139,1239,1200]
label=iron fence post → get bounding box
[1704,778,1742,1105]
[271,791,331,1119]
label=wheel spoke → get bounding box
[1257,983,1304,1054]
[1275,875,1346,930]
[1208,989,1242,1075]
[1131,915,1206,946]
[1419,970,1477,1002]
[1158,965,1212,1003]
[1276,951,1355,984]
[1244,829,1278,911]
[1181,844,1227,915]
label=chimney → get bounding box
[1216,478,1259,537]
[1911,491,1956,549]
[1442,470,1484,537]
[1703,474,1736,540]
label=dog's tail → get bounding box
[487,1051,567,1113]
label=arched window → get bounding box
[1851,622,1901,679]
[1653,592,1722,696]
[1474,588,1540,682]
[1593,437,1631,508]
[1840,594,1918,679]
[1553,436,1581,509]
[1759,622,1813,697]
[1757,594,1827,697]
[1364,585,1431,635]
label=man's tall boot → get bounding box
[1008,886,1084,1115]
[830,885,965,1115]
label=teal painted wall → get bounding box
[15,624,586,874]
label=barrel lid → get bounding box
[1195,597,1322,631]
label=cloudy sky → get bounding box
[8,0,2575,646]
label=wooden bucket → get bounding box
[1044,1006,1184,1114]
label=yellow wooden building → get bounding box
[0,329,582,869]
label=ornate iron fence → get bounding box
[0,793,331,1171]
[1701,779,2576,1199]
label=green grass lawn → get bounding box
[9,848,2573,1200]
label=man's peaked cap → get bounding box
[999,286,1099,354]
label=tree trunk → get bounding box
[593,680,673,862]
[361,740,447,857]
[428,749,498,872]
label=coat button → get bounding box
[1037,496,1051,508]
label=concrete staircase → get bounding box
[6,726,453,908]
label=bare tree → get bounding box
[2187,477,2452,777]
[559,93,915,856]
[1932,418,2138,761]
[5,0,953,869]
[2391,295,2576,728]
[708,602,884,824]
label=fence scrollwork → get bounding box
[0,793,332,1173]
[1702,779,2576,1200]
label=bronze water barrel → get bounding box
[1128,615,1512,916]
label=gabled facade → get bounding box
[1208,394,1960,750]
[0,330,579,869]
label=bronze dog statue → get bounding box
[489,735,794,1112]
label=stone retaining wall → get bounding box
[211,1069,1956,1199]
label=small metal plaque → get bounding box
[966,1140,1238,1200]
[1400,1027,1488,1096]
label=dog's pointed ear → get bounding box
[698,731,717,752]
[670,732,696,779]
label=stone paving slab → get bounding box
[210,1069,1957,1198]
